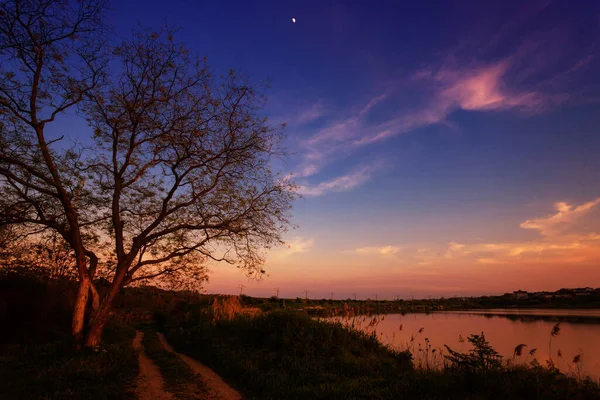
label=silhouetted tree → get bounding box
[0,0,295,347]
[0,0,108,346]
[0,228,77,280]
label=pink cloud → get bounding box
[437,61,547,113]
[295,102,327,125]
[289,23,596,193]
[300,54,565,159]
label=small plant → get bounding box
[572,353,584,380]
[548,322,561,363]
[444,332,503,372]
[529,348,537,356]
[512,343,527,364]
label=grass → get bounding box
[0,322,139,400]
[166,310,411,399]
[138,323,208,399]
[165,309,600,400]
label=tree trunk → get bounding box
[72,278,90,346]
[83,283,121,348]
[83,307,108,348]
[89,282,100,321]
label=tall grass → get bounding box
[164,308,600,399]
[329,311,595,383]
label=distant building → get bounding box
[513,290,529,299]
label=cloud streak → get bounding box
[296,164,380,197]
[428,199,600,266]
[292,56,562,187]
[287,18,598,195]
[272,236,314,259]
[294,102,327,125]
[352,198,600,267]
[355,245,400,256]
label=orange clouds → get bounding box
[355,198,600,269]
[271,236,314,259]
[207,198,600,298]
[520,198,600,236]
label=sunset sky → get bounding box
[102,1,600,298]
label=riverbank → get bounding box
[2,276,599,399]
[164,307,600,399]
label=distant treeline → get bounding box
[228,289,600,315]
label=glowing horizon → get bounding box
[207,198,600,299]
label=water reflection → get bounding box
[328,310,600,380]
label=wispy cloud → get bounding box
[292,57,561,182]
[347,198,600,268]
[297,164,380,197]
[272,237,314,259]
[436,61,546,112]
[355,245,400,256]
[295,102,327,125]
[436,198,600,265]
[353,58,556,146]
[287,19,597,194]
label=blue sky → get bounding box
[100,0,600,298]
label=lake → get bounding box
[327,309,600,380]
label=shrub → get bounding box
[444,332,503,372]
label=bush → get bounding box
[444,332,503,372]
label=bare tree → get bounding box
[0,1,296,347]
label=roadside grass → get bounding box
[165,310,414,399]
[165,309,600,400]
[0,322,138,400]
[138,323,208,399]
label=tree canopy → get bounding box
[0,0,296,347]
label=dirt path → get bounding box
[132,331,175,400]
[157,333,243,400]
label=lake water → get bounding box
[327,309,600,380]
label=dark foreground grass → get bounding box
[139,324,208,399]
[0,322,138,400]
[165,310,600,400]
